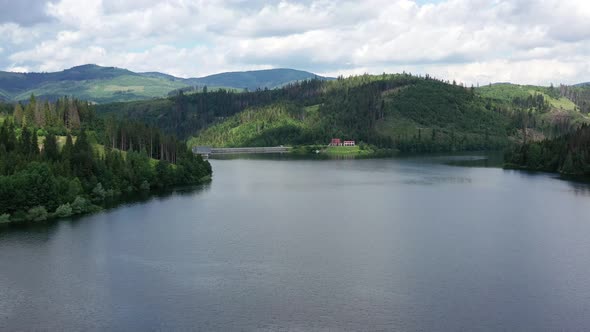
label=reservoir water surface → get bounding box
[1,155,590,331]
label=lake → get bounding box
[1,154,590,331]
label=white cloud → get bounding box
[0,23,36,45]
[0,0,589,85]
[6,66,30,73]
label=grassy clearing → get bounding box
[324,145,372,156]
[476,83,578,112]
[476,83,544,101]
[548,95,577,111]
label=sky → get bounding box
[0,0,589,85]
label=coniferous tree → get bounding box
[24,95,36,127]
[62,134,74,161]
[31,130,39,156]
[19,127,31,155]
[13,103,24,126]
[43,134,59,161]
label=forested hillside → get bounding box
[102,73,551,152]
[504,125,590,175]
[96,79,327,139]
[189,103,322,147]
[95,73,590,155]
[0,96,211,224]
[190,76,512,151]
[476,83,588,138]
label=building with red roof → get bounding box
[343,140,355,146]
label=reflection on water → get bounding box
[564,179,590,197]
[402,175,473,186]
[427,151,505,168]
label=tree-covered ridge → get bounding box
[375,79,511,152]
[11,75,189,104]
[0,96,211,224]
[0,65,134,93]
[0,64,328,104]
[0,65,188,103]
[186,75,517,152]
[504,125,590,176]
[184,68,332,91]
[96,72,590,154]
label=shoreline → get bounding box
[0,176,212,229]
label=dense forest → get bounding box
[187,76,514,152]
[504,125,590,175]
[100,74,532,152]
[96,78,326,138]
[0,96,211,224]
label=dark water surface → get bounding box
[1,155,590,331]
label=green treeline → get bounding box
[504,125,590,175]
[0,96,211,224]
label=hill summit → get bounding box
[0,65,330,103]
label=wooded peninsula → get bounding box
[0,96,211,224]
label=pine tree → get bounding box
[31,130,39,156]
[73,129,90,153]
[19,127,31,155]
[62,134,74,161]
[13,103,24,126]
[43,134,59,161]
[24,95,36,127]
[67,100,81,129]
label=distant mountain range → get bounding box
[0,64,331,103]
